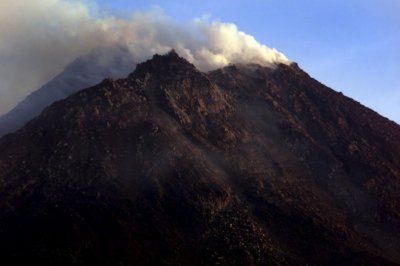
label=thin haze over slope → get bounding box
[0,0,289,116]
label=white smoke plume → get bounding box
[0,0,289,115]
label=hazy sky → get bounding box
[96,0,400,123]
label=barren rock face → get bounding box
[0,51,399,265]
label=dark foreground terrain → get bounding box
[0,51,399,265]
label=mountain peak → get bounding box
[130,50,196,79]
[151,49,182,62]
[166,49,180,58]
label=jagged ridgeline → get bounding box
[0,51,399,265]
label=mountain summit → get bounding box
[0,52,399,265]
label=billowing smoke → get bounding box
[0,0,289,115]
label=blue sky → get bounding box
[96,0,399,123]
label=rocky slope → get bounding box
[0,45,135,137]
[0,51,399,265]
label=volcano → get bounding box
[0,51,399,265]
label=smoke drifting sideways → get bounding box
[0,0,290,116]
